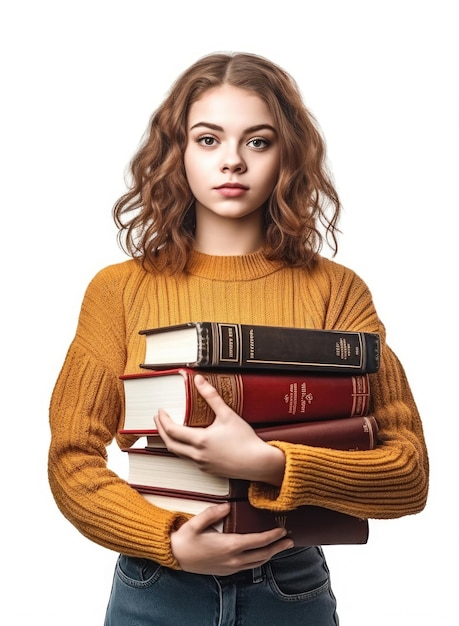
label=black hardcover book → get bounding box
[139,322,380,374]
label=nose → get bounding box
[221,146,247,174]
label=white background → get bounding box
[1,1,457,624]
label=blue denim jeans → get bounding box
[104,546,339,625]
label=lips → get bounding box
[214,183,249,198]
[215,182,249,190]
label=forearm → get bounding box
[48,344,189,568]
[249,346,429,519]
[48,441,189,567]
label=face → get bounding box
[184,84,280,223]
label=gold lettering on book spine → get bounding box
[190,375,216,426]
[350,374,370,417]
[214,374,243,416]
[190,373,243,425]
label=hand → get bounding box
[171,502,294,575]
[154,374,285,485]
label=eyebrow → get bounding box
[189,122,277,134]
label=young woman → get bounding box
[48,52,429,625]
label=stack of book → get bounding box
[120,322,380,546]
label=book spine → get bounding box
[223,500,369,545]
[254,415,378,450]
[184,369,371,426]
[135,485,368,546]
[146,415,378,451]
[141,322,380,373]
[146,415,378,456]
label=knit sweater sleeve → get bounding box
[48,265,191,568]
[248,262,429,520]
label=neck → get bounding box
[193,209,265,256]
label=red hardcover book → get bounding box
[255,415,378,450]
[139,321,380,374]
[120,368,371,434]
[136,487,369,546]
[146,415,379,452]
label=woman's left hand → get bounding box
[154,374,285,486]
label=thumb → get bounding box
[188,502,231,532]
[193,374,232,417]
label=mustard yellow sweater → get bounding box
[48,250,429,569]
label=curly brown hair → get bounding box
[113,52,341,273]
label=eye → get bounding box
[247,137,270,150]
[196,135,218,147]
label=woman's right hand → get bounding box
[170,502,294,576]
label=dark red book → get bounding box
[139,321,380,374]
[146,415,379,452]
[120,368,371,434]
[136,487,369,546]
[255,414,378,450]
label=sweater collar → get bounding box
[185,249,284,281]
